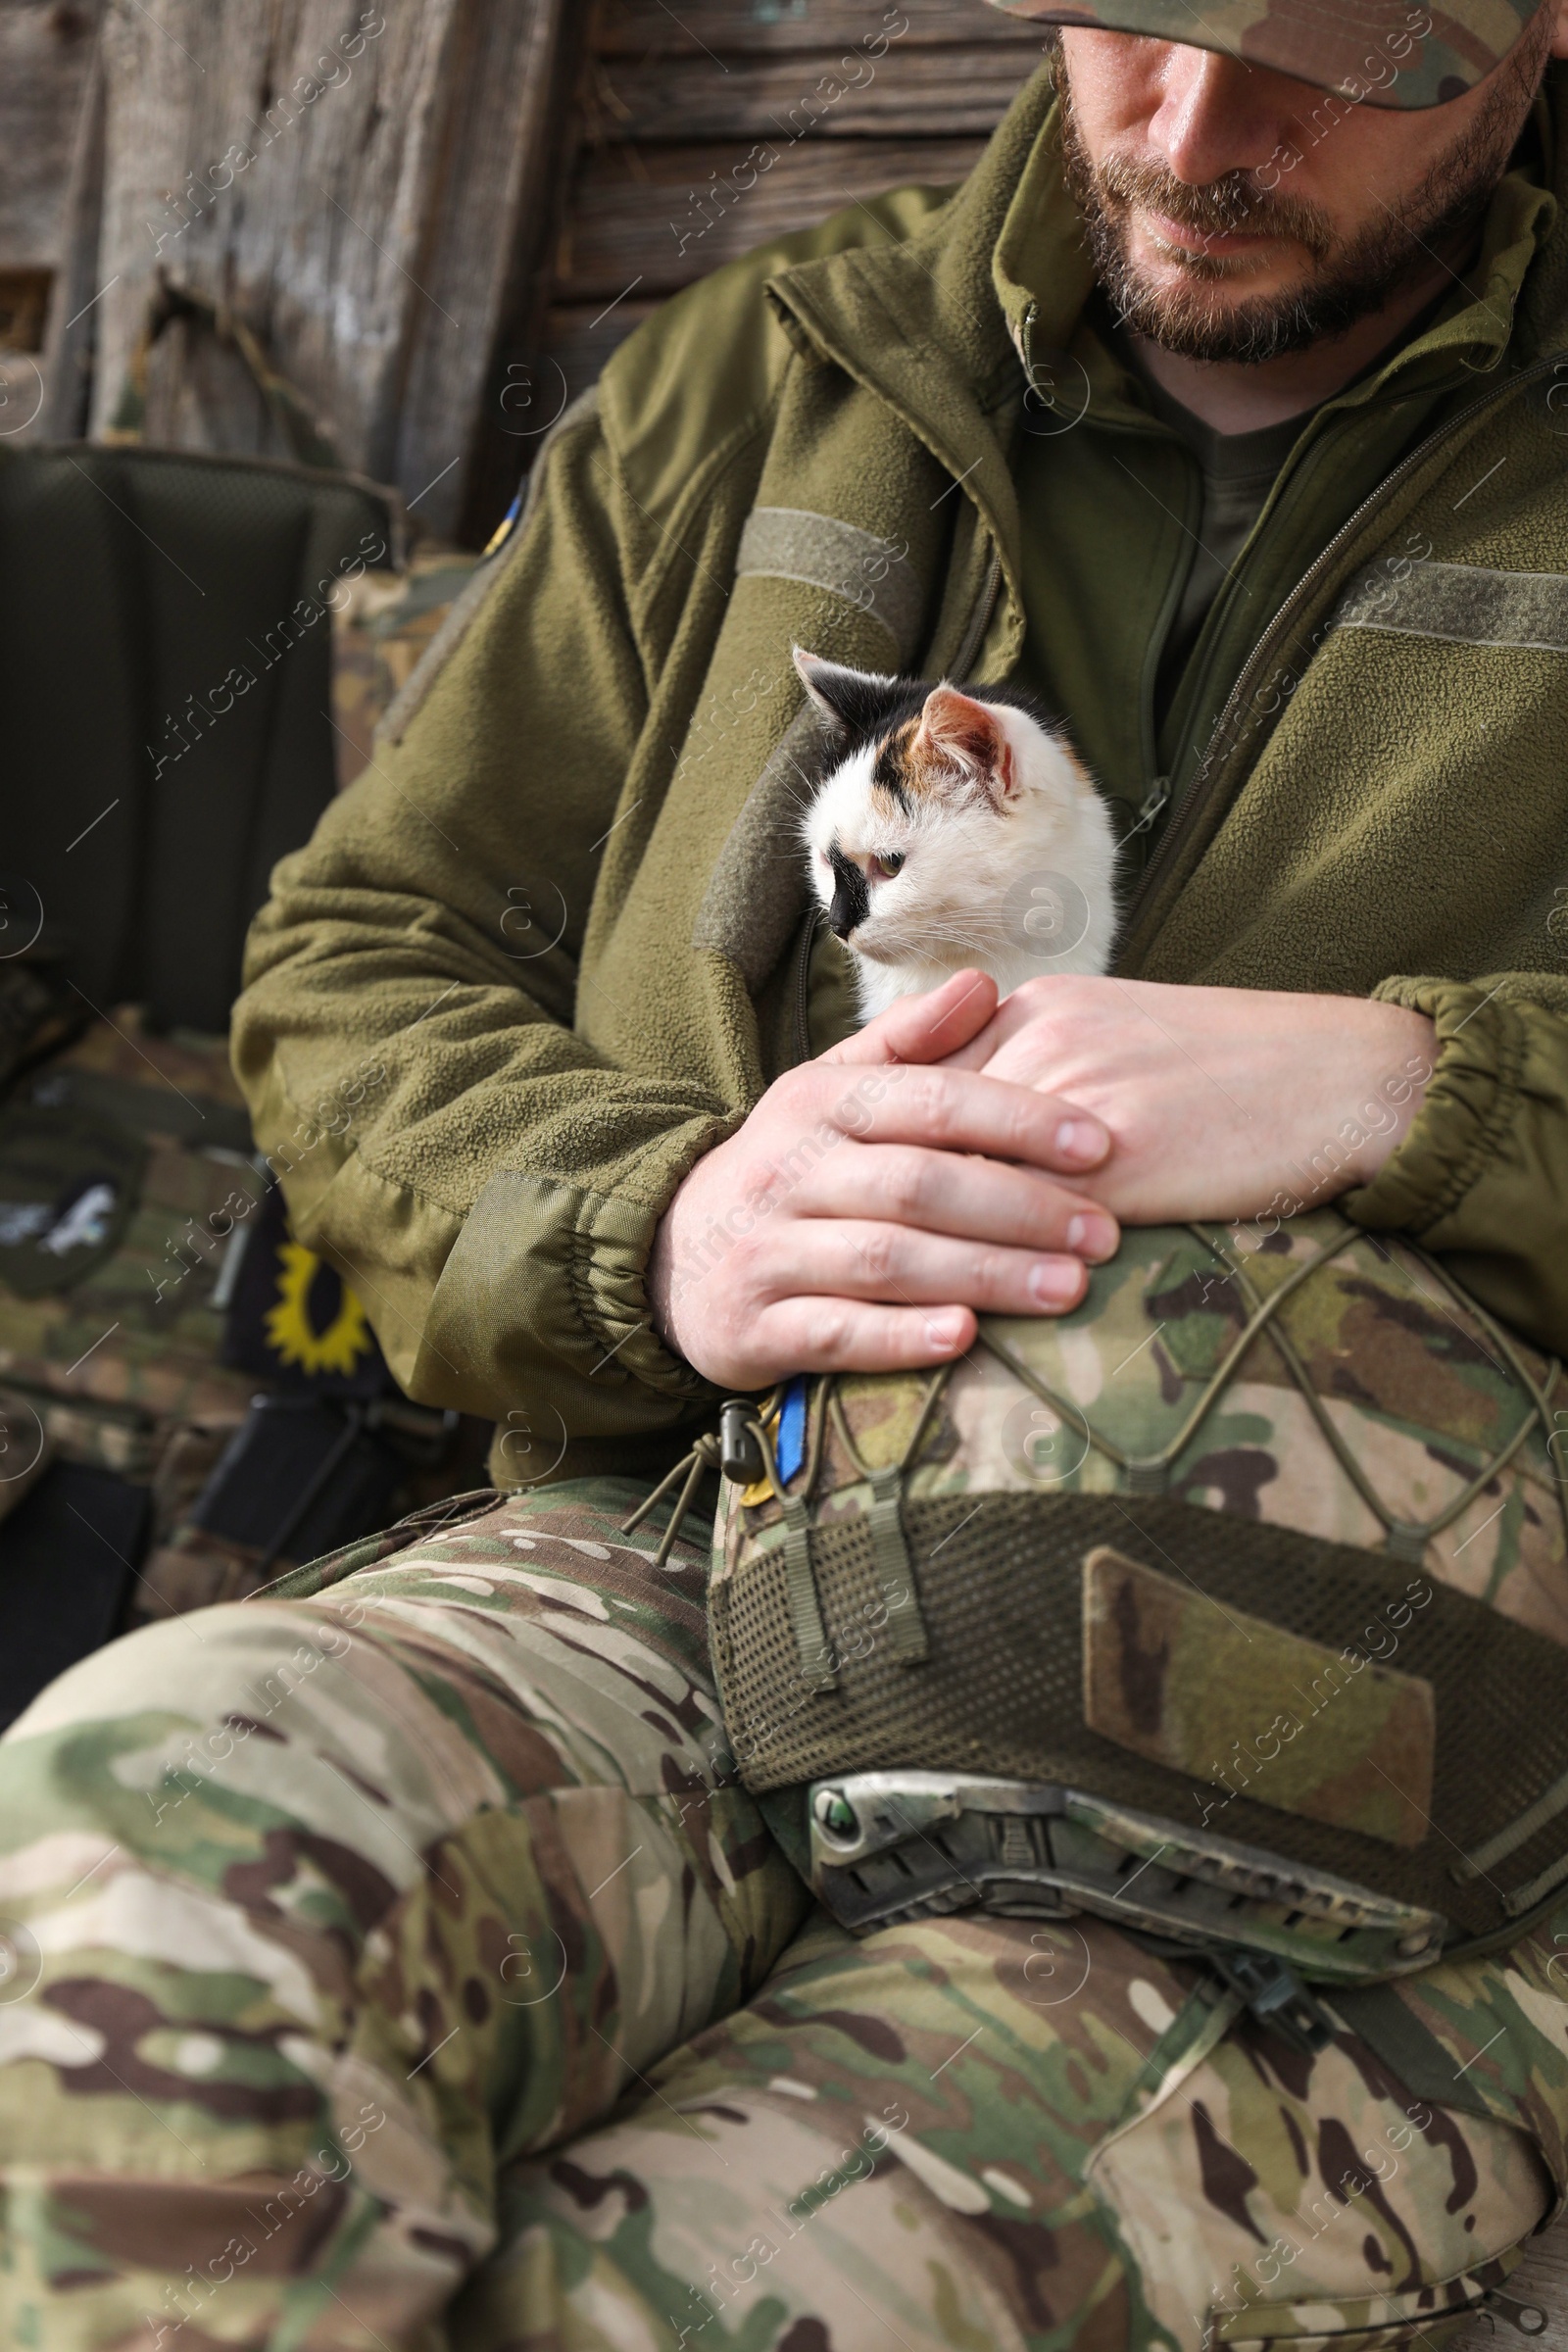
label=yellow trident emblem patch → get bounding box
[263,1241,373,1380]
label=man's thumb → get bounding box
[823,968,999,1067]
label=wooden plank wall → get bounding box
[534,0,1049,429]
[38,0,575,542]
[0,0,102,357]
[15,1,1048,541]
[0,0,102,277]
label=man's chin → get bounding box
[1112,250,1330,363]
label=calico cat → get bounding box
[795,648,1118,1022]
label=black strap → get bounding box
[1331,1983,1503,2126]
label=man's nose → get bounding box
[1147,45,1292,186]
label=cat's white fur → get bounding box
[797,652,1118,1023]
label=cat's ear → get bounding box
[793,647,896,738]
[915,686,1017,804]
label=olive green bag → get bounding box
[705,1210,1568,2001]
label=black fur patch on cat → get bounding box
[825,844,871,940]
[803,665,927,748]
[804,662,1061,760]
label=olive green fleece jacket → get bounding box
[234,63,1568,1475]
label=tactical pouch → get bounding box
[0,1013,464,1678]
[708,1210,1568,1979]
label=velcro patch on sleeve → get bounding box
[1081,1547,1435,1849]
[1332,559,1568,652]
[735,507,924,655]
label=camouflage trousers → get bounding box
[2,1478,1567,2352]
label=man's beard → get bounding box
[1053,33,1545,364]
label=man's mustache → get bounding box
[1095,156,1337,263]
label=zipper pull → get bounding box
[1122,777,1170,845]
[1476,2288,1548,2336]
[1010,298,1040,390]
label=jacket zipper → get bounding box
[1136,447,1201,806]
[951,300,1021,687]
[1118,351,1564,955]
[794,903,822,1064]
[951,545,1003,679]
[1011,292,1194,818]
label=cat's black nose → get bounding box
[828,858,869,941]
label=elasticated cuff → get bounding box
[1342,975,1528,1238]
[416,1137,732,1440]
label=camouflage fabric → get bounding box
[329,550,480,794]
[985,0,1545,108]
[0,1027,267,1626]
[710,1210,1568,1948]
[477,1908,1567,2352]
[1,1476,1566,2350]
[720,1209,1568,1646]
[0,1008,457,1626]
[0,1479,805,2347]
[0,1010,263,1480]
[0,1011,268,1626]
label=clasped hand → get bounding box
[647,968,1436,1390]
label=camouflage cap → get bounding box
[986,0,1546,106]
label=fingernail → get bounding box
[1067,1213,1118,1261]
[1055,1119,1105,1164]
[1029,1257,1084,1307]
[923,1311,966,1352]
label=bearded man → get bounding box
[5,1,1568,2344]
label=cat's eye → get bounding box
[871,852,906,880]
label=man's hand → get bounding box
[648,970,1121,1390]
[946,975,1438,1223]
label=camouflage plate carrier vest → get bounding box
[703,1211,1568,2043]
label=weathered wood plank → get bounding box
[594,0,1048,55]
[510,7,1024,485]
[36,30,107,439]
[538,124,986,394]
[556,133,987,299]
[541,297,662,409]
[392,0,575,528]
[0,0,102,271]
[592,39,1040,139]
[86,0,569,538]
[91,3,460,466]
[449,2,587,542]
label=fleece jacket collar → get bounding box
[766,58,1566,574]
